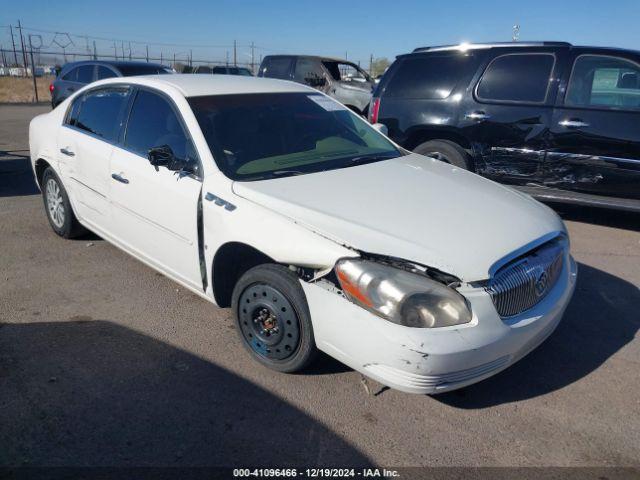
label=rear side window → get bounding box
[74,88,129,141]
[566,55,640,109]
[124,90,192,161]
[76,65,94,83]
[476,54,554,103]
[61,67,78,82]
[97,66,118,80]
[260,57,293,79]
[383,54,475,99]
[117,65,171,76]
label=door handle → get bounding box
[60,148,75,157]
[111,173,129,184]
[465,111,491,121]
[559,119,590,128]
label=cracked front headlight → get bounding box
[335,259,472,328]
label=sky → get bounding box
[2,0,640,67]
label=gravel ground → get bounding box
[1,104,638,470]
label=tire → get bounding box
[42,167,86,238]
[231,264,318,373]
[413,139,472,170]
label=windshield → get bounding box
[188,92,400,181]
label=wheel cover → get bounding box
[45,178,65,228]
[238,283,300,361]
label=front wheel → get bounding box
[42,167,86,238]
[231,264,318,373]
[413,139,472,170]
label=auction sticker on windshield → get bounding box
[308,95,346,111]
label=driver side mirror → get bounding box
[148,145,193,174]
[148,145,174,168]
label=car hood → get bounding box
[232,154,564,282]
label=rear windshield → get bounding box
[117,65,171,76]
[188,92,400,181]
[383,54,477,99]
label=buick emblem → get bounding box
[534,271,548,297]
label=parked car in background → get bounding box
[29,74,576,394]
[184,65,253,76]
[370,42,640,212]
[50,60,173,108]
[258,55,373,115]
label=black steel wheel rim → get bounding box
[238,283,300,361]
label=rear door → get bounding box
[56,86,130,229]
[109,88,203,289]
[463,50,561,184]
[547,51,640,199]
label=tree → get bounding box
[370,57,390,77]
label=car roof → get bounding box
[91,73,313,97]
[411,42,573,53]
[62,60,169,70]
[263,54,356,64]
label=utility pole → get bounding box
[121,41,125,60]
[233,40,237,66]
[129,42,132,60]
[250,41,255,74]
[369,53,373,76]
[9,25,18,66]
[17,20,29,74]
[226,51,229,66]
[113,42,117,60]
[189,49,193,67]
[93,40,97,60]
[160,51,163,64]
[28,35,38,102]
[146,45,149,62]
[173,53,176,68]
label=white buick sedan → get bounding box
[29,75,577,394]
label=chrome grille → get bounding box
[486,241,564,318]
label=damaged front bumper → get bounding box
[301,253,577,394]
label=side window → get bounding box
[65,95,83,127]
[97,66,117,80]
[76,65,95,84]
[294,59,325,86]
[124,90,193,163]
[566,55,640,109]
[260,57,293,79]
[61,67,78,82]
[75,88,129,141]
[384,55,477,99]
[476,54,555,103]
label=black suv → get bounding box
[370,42,640,212]
[51,60,173,108]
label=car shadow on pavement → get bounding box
[435,263,639,409]
[551,203,640,232]
[0,320,370,467]
[0,150,39,197]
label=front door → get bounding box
[546,52,640,199]
[463,51,561,185]
[109,88,203,290]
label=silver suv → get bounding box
[258,55,373,115]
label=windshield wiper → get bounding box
[271,170,306,177]
[349,154,396,164]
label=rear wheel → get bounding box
[413,139,472,170]
[42,167,86,238]
[231,264,317,373]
